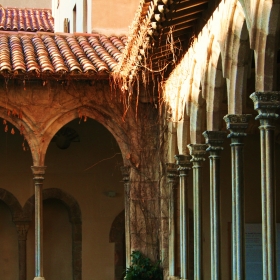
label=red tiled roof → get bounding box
[0,32,127,78]
[0,6,54,33]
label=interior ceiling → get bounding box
[147,0,221,73]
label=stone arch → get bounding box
[109,210,125,280]
[23,188,82,280]
[176,106,190,155]
[37,107,129,166]
[249,0,280,90]
[0,188,23,221]
[0,105,39,166]
[221,3,251,114]
[205,46,226,131]
[189,87,206,144]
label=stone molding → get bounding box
[187,144,207,162]
[174,155,191,174]
[223,114,251,140]
[202,131,227,152]
[166,163,179,185]
[250,92,280,121]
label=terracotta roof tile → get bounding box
[0,6,54,33]
[0,32,127,78]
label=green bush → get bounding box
[125,251,163,280]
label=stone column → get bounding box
[31,166,47,280]
[223,114,251,280]
[120,166,131,268]
[174,155,191,280]
[250,92,280,280]
[166,163,179,280]
[15,222,29,280]
[187,144,207,280]
[202,131,227,280]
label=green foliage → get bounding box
[125,251,163,280]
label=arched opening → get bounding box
[44,118,124,279]
[44,198,72,279]
[0,200,19,280]
[110,210,125,280]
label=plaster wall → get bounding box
[0,0,51,9]
[0,118,124,280]
[53,0,139,35]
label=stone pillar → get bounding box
[187,144,207,280]
[250,92,280,280]
[31,166,47,280]
[174,155,191,280]
[15,222,29,280]
[202,131,227,280]
[120,166,131,268]
[166,163,179,280]
[223,114,251,280]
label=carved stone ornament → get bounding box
[174,154,191,167]
[202,131,227,151]
[250,92,280,120]
[187,144,207,162]
[31,166,47,183]
[166,163,178,183]
[120,166,130,182]
[223,114,251,138]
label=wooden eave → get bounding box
[117,0,222,79]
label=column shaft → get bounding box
[175,155,191,280]
[31,166,46,280]
[224,114,251,280]
[166,163,179,278]
[203,131,226,280]
[187,144,207,280]
[250,91,280,280]
[120,166,131,268]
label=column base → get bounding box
[168,277,180,280]
[34,277,45,280]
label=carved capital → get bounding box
[31,166,47,183]
[202,131,227,152]
[174,155,191,175]
[166,163,178,184]
[250,92,280,121]
[223,114,251,139]
[187,144,207,162]
[15,223,29,241]
[120,166,131,183]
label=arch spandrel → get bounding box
[0,79,139,167]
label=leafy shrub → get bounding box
[125,251,163,280]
